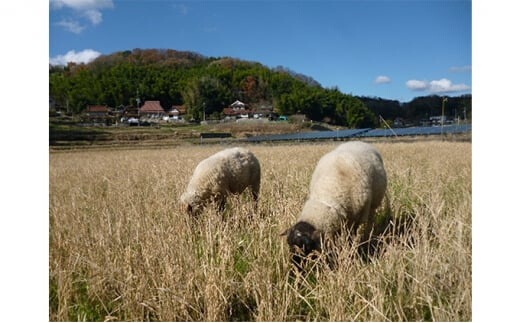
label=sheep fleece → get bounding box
[298,141,387,236]
[181,147,260,209]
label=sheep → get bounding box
[180,147,261,216]
[283,141,387,266]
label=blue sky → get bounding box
[49,0,471,102]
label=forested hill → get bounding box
[49,48,471,127]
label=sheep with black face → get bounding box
[180,147,261,216]
[283,141,387,266]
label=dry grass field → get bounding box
[49,140,471,321]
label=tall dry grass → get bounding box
[49,141,471,321]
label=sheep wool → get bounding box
[286,141,387,259]
[181,147,261,215]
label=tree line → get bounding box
[358,94,472,125]
[49,48,471,127]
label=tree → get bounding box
[345,97,375,128]
[357,96,402,122]
[182,76,232,120]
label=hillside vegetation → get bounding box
[49,48,471,127]
[50,49,374,127]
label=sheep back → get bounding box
[298,141,387,236]
[181,147,261,213]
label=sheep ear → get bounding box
[311,230,323,249]
[280,228,290,236]
[310,230,321,242]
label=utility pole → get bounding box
[379,115,398,137]
[136,88,141,126]
[441,97,447,134]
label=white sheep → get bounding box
[283,141,387,263]
[180,147,261,216]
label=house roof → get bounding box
[139,100,165,113]
[86,105,109,113]
[223,107,251,115]
[230,100,246,108]
[170,105,186,114]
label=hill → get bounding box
[49,48,471,127]
[357,95,472,126]
[49,48,376,128]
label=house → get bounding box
[122,106,139,118]
[429,115,450,126]
[230,100,246,110]
[393,117,405,127]
[85,105,112,124]
[251,101,275,119]
[113,104,126,114]
[222,100,253,119]
[420,118,432,127]
[86,105,109,116]
[167,105,186,120]
[139,100,165,119]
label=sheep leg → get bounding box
[250,183,260,213]
[362,212,375,243]
[212,193,226,213]
[357,209,377,258]
[217,198,226,213]
[252,187,259,202]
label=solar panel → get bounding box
[244,128,371,142]
[360,124,472,138]
[243,125,470,142]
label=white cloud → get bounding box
[406,79,429,91]
[50,0,113,31]
[406,78,471,93]
[50,0,114,11]
[374,75,391,84]
[50,49,102,66]
[429,78,470,93]
[84,9,103,25]
[450,65,472,72]
[55,19,85,34]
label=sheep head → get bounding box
[180,192,203,217]
[284,221,322,267]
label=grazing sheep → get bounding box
[283,141,387,265]
[180,147,261,216]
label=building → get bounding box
[85,105,112,124]
[86,105,109,116]
[222,100,253,119]
[167,105,186,120]
[393,117,405,127]
[251,101,276,119]
[139,100,165,119]
[429,115,449,126]
[122,106,139,118]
